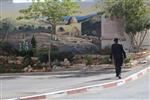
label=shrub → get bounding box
[85,55,93,66]
[10,63,22,73]
[100,56,110,64]
[19,49,34,57]
[38,53,48,63]
[31,35,36,48]
[38,51,74,63]
[51,51,74,62]
[23,55,32,67]
[0,63,22,73]
[0,64,5,73]
[52,59,61,67]
[124,58,131,64]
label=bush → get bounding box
[51,51,74,62]
[52,59,61,67]
[10,63,22,73]
[124,58,131,64]
[19,49,34,57]
[100,56,110,64]
[31,35,36,48]
[38,51,74,64]
[38,53,48,63]
[0,64,5,73]
[0,63,23,73]
[23,55,32,67]
[85,55,93,66]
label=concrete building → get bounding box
[101,16,130,51]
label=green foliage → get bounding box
[0,64,5,73]
[52,59,61,67]
[19,40,34,57]
[31,35,36,48]
[0,63,23,73]
[19,49,34,57]
[19,40,29,52]
[31,35,37,56]
[18,0,80,34]
[100,56,110,64]
[124,58,131,64]
[23,55,32,67]
[38,53,48,63]
[10,63,22,73]
[85,55,93,66]
[38,48,74,64]
[104,0,150,32]
[51,51,74,62]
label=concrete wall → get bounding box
[101,16,130,51]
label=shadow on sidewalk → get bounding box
[55,69,130,78]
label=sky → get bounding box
[12,0,94,3]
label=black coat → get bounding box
[110,43,126,67]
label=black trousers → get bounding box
[115,66,121,77]
[114,58,123,77]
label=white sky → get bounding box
[13,0,45,3]
[12,0,92,3]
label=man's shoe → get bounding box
[118,76,122,79]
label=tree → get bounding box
[31,35,36,48]
[31,34,37,56]
[18,0,80,34]
[96,0,150,52]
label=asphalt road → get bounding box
[0,71,118,99]
[54,73,150,100]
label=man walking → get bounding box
[110,38,126,79]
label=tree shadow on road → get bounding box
[55,68,130,78]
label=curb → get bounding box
[8,66,150,100]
